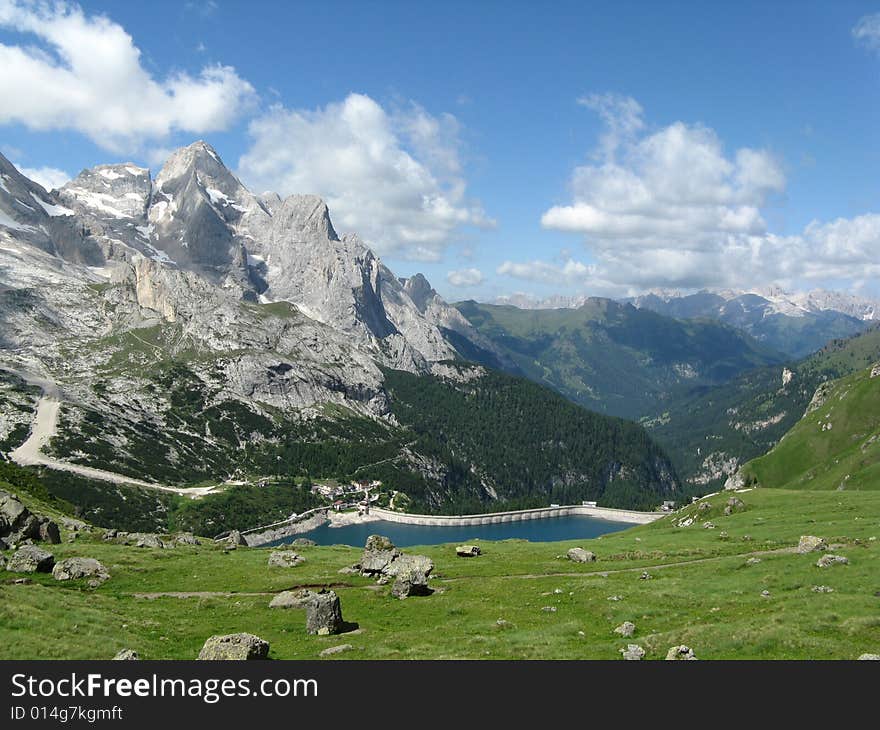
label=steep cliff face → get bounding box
[0,143,497,430]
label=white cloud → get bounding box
[238,93,493,261]
[0,0,256,152]
[531,94,880,292]
[497,258,596,285]
[446,267,484,287]
[15,164,69,191]
[853,13,880,51]
[496,257,631,298]
[542,103,785,252]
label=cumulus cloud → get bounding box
[497,258,596,285]
[0,0,256,152]
[530,94,880,292]
[238,93,494,261]
[15,164,70,191]
[446,267,484,287]
[853,13,880,51]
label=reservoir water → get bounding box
[275,514,633,548]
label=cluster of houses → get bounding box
[311,479,382,513]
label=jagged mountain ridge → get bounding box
[495,288,876,359]
[627,289,875,358]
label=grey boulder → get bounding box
[113,649,140,660]
[620,644,645,660]
[198,633,269,660]
[268,551,305,568]
[360,534,400,575]
[614,621,636,638]
[567,548,596,563]
[665,645,698,660]
[6,544,54,573]
[52,557,110,585]
[456,545,481,557]
[816,554,849,568]
[305,590,344,635]
[797,535,827,553]
[269,590,316,609]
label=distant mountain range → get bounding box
[454,298,783,420]
[496,288,878,359]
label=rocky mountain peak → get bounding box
[59,164,152,220]
[156,140,244,203]
[400,273,436,314]
[272,194,339,243]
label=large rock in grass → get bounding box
[113,649,140,660]
[38,520,61,544]
[816,554,848,568]
[6,544,54,573]
[225,530,248,547]
[567,548,596,563]
[386,553,433,598]
[620,644,645,660]
[269,590,316,609]
[798,536,827,554]
[723,497,745,516]
[197,633,269,660]
[268,550,305,568]
[665,645,698,660]
[133,533,166,549]
[614,621,636,638]
[173,533,200,546]
[391,567,432,599]
[52,557,110,585]
[360,534,400,575]
[305,590,344,635]
[0,490,60,545]
[456,545,481,557]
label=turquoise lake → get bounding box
[274,514,633,548]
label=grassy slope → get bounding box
[649,325,880,491]
[742,364,880,491]
[3,487,878,660]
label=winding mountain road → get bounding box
[6,368,216,498]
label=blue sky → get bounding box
[1,0,879,301]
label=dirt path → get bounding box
[6,369,217,498]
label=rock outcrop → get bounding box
[0,490,61,546]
